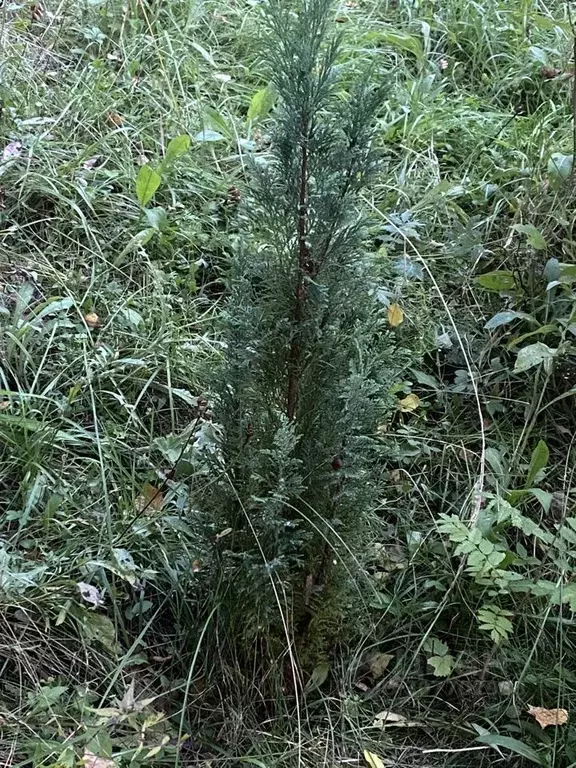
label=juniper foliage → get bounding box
[195,0,386,672]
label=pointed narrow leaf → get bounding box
[379,30,424,61]
[476,734,546,765]
[485,311,535,330]
[194,129,224,143]
[247,85,276,122]
[526,440,549,488]
[136,165,161,207]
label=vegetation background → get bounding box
[1,0,576,766]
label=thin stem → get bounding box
[287,114,310,421]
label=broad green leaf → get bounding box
[529,488,553,513]
[484,310,535,330]
[512,223,547,250]
[544,257,560,282]
[247,85,276,121]
[526,440,549,488]
[548,152,573,186]
[165,134,190,163]
[427,654,454,677]
[485,447,506,482]
[475,270,516,292]
[559,263,576,282]
[136,165,161,207]
[145,206,168,231]
[476,734,545,765]
[194,129,224,143]
[514,342,557,373]
[81,611,119,652]
[410,368,439,389]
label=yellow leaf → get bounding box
[398,393,420,412]
[387,303,404,327]
[83,752,116,768]
[135,483,164,513]
[364,750,385,768]
[368,652,394,679]
[84,312,100,329]
[528,706,568,728]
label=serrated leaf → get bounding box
[475,270,516,292]
[165,134,190,163]
[512,223,547,250]
[363,750,385,768]
[387,303,404,327]
[247,85,275,121]
[526,440,549,488]
[514,343,557,373]
[476,734,546,765]
[136,165,161,207]
[424,637,449,656]
[427,654,454,677]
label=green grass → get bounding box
[1,0,576,765]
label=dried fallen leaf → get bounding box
[2,141,22,162]
[374,710,405,724]
[83,156,101,170]
[387,303,404,327]
[373,710,422,728]
[77,582,105,608]
[83,751,116,768]
[398,393,420,412]
[84,312,100,329]
[107,112,124,127]
[364,750,385,768]
[135,483,164,513]
[528,706,568,728]
[368,652,394,679]
[216,527,233,540]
